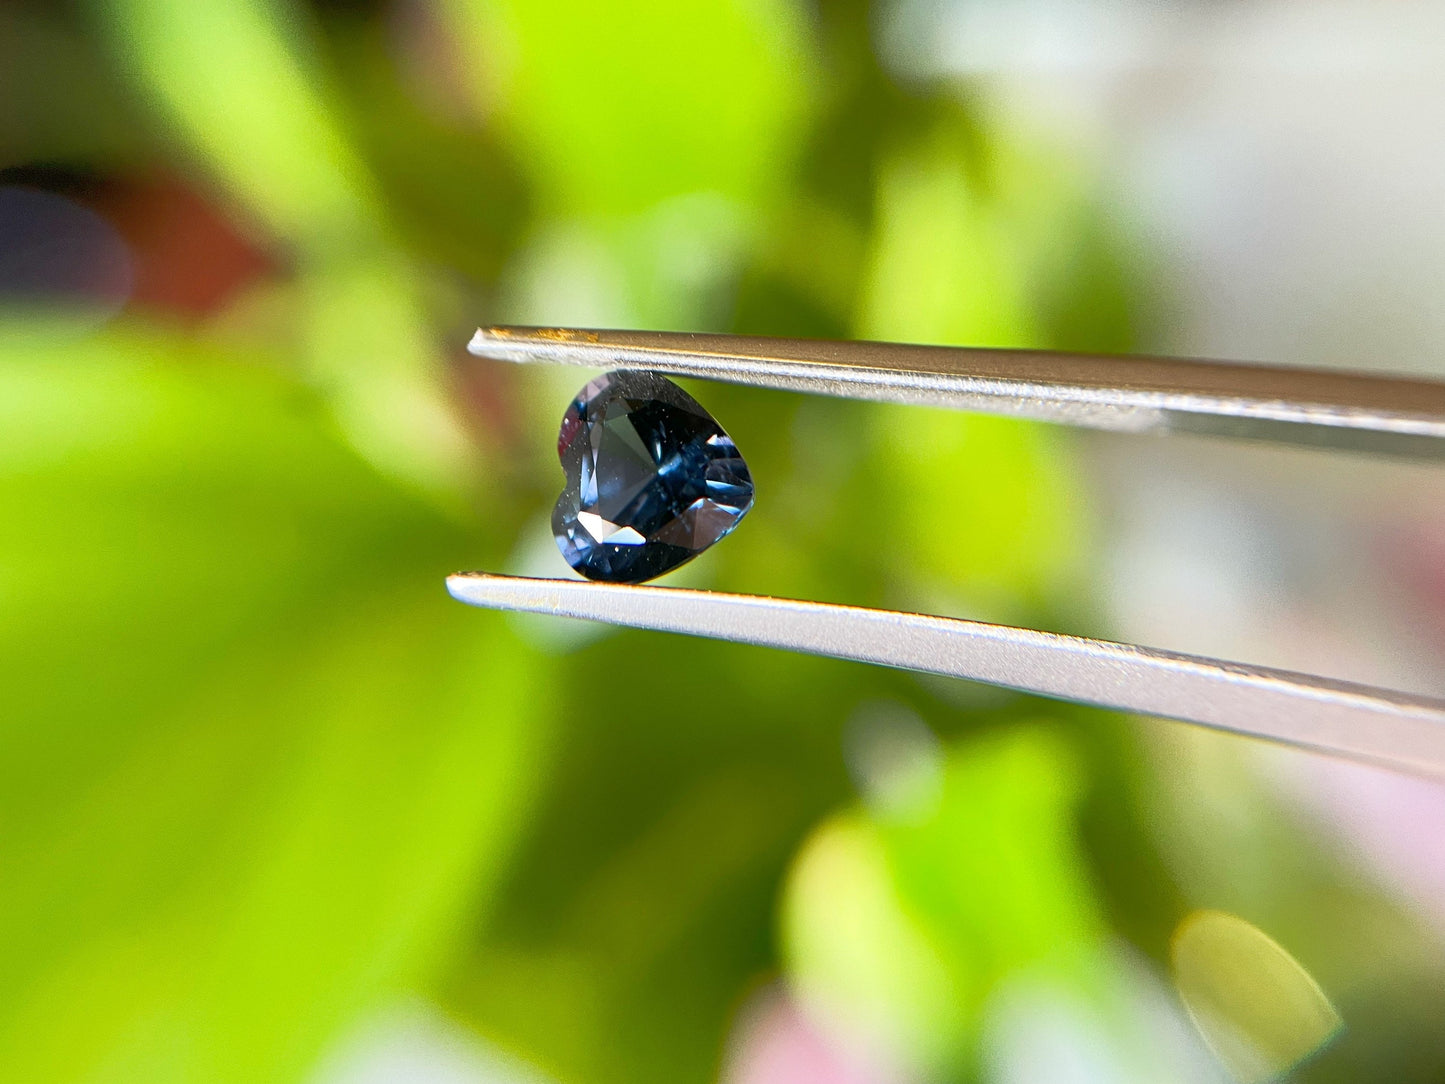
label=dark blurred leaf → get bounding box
[0,7,146,168]
[322,17,530,285]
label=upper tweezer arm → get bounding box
[470,326,1445,457]
[458,326,1445,775]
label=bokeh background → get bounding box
[4,1,1445,1082]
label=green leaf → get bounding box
[782,726,1109,1075]
[1172,910,1343,1083]
[95,0,378,246]
[93,0,475,499]
[443,0,815,220]
[0,330,550,1084]
[440,0,816,327]
[854,118,1093,616]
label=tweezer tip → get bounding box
[445,570,484,601]
[468,325,602,358]
[447,570,569,608]
[466,327,504,355]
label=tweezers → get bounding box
[450,327,1445,777]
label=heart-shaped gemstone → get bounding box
[552,369,754,583]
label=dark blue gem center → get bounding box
[552,370,754,583]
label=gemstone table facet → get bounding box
[552,370,754,583]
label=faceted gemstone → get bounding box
[552,369,754,583]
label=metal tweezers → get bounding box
[450,327,1445,776]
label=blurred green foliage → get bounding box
[784,728,1109,1077]
[0,332,551,1081]
[1172,910,1342,1083]
[3,1,1444,1083]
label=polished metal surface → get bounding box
[457,327,1445,773]
[470,326,1445,457]
[447,573,1445,777]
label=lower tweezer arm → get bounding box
[448,573,1445,778]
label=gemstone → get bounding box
[552,369,754,583]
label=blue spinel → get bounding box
[552,369,754,583]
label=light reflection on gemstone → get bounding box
[552,370,754,583]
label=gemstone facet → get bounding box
[552,370,754,583]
